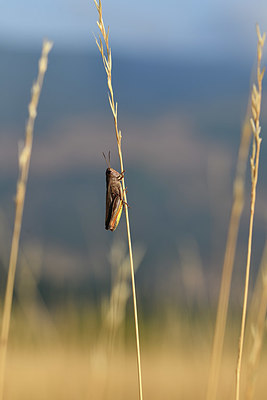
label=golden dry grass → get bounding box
[235,25,265,400]
[207,24,266,400]
[2,310,267,400]
[94,1,143,398]
[0,40,53,400]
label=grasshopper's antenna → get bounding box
[103,151,111,168]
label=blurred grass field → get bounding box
[2,305,266,400]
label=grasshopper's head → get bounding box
[103,153,122,182]
[106,167,121,180]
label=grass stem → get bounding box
[0,40,53,400]
[245,239,267,400]
[206,111,251,400]
[235,25,265,400]
[93,1,143,399]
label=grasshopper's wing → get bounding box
[105,183,123,231]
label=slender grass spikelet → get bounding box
[245,240,267,399]
[235,24,265,400]
[0,40,53,400]
[93,1,144,399]
[206,108,251,400]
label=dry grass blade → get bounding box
[245,240,267,400]
[0,40,53,400]
[235,24,265,400]
[206,113,251,400]
[93,1,144,399]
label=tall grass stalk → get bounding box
[0,40,53,400]
[206,108,251,400]
[235,25,265,400]
[245,239,267,399]
[93,1,143,399]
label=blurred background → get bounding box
[0,1,267,398]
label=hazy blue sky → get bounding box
[0,0,267,60]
